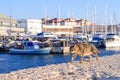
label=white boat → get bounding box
[72,34,88,43]
[9,41,51,54]
[104,34,120,48]
[73,34,93,42]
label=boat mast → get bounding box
[110,16,114,33]
[86,4,89,34]
[9,0,12,36]
[94,5,96,34]
[43,6,47,32]
[92,12,94,35]
[113,12,117,34]
[67,10,70,37]
[105,5,108,35]
[58,7,60,37]
[67,9,70,46]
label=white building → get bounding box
[43,25,74,37]
[17,19,42,35]
[0,13,24,36]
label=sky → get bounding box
[0,0,120,24]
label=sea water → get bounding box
[0,47,120,73]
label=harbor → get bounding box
[0,0,120,80]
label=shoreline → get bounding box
[0,54,120,80]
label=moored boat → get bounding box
[90,34,105,48]
[104,34,120,48]
[9,41,51,54]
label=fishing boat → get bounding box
[9,41,51,54]
[104,33,120,48]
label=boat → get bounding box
[9,41,51,54]
[36,32,57,38]
[72,33,93,42]
[104,33,120,48]
[90,33,105,48]
[72,34,88,43]
[50,39,64,53]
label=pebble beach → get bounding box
[0,54,120,80]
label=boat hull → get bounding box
[105,41,120,48]
[9,47,51,55]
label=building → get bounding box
[43,25,74,37]
[17,19,42,35]
[0,13,24,36]
[42,18,93,37]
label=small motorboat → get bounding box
[9,41,51,54]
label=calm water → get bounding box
[0,47,120,74]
